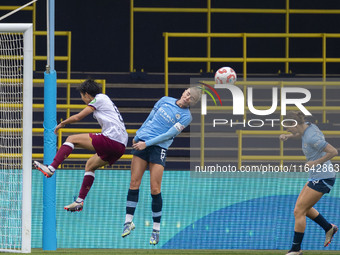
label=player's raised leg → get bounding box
[64,153,107,212]
[306,196,338,247]
[149,162,164,245]
[122,156,147,237]
[34,133,95,177]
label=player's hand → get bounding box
[132,139,136,145]
[54,122,65,134]
[132,141,146,151]
[279,134,289,141]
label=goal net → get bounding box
[0,24,32,253]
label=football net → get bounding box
[0,24,32,253]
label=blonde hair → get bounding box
[286,111,305,125]
[189,87,201,106]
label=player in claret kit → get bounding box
[280,111,338,255]
[34,79,128,212]
[121,87,201,245]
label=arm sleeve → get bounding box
[145,116,192,147]
[145,125,181,147]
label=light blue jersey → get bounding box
[302,123,336,180]
[135,96,192,150]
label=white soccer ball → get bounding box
[215,67,237,84]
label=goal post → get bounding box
[0,23,33,253]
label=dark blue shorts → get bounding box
[132,145,167,167]
[307,178,336,194]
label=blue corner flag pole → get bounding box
[43,0,57,250]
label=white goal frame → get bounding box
[0,23,33,253]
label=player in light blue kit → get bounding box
[121,87,201,245]
[280,111,338,255]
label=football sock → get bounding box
[78,172,95,200]
[312,213,332,232]
[151,193,162,231]
[125,189,139,224]
[290,231,304,252]
[50,142,74,169]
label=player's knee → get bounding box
[294,206,306,218]
[130,179,141,189]
[84,164,96,172]
[84,159,96,172]
[151,188,160,195]
[150,184,161,195]
[66,135,76,143]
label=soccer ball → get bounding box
[215,67,237,84]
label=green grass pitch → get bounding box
[31,249,340,255]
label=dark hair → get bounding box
[77,79,101,97]
[286,111,305,125]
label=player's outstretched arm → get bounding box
[132,125,182,151]
[279,133,301,141]
[54,106,95,134]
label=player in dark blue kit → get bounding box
[121,87,201,245]
[280,111,338,255]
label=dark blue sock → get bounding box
[151,193,162,224]
[313,213,332,232]
[126,189,139,216]
[290,231,304,251]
